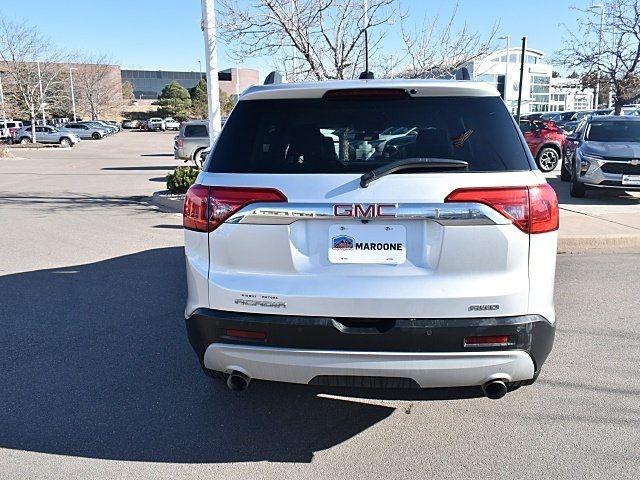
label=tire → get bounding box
[92,132,101,140]
[19,137,31,144]
[570,160,587,198]
[193,148,205,168]
[560,161,571,181]
[59,137,71,147]
[536,147,560,172]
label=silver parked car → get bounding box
[15,125,80,147]
[81,121,115,135]
[564,115,640,197]
[174,120,209,163]
[63,122,106,140]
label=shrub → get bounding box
[166,166,200,194]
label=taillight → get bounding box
[528,184,559,234]
[183,184,287,232]
[176,138,184,148]
[445,184,558,234]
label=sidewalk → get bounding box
[546,173,640,252]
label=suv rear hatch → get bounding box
[187,87,557,318]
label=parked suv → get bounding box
[563,115,640,197]
[164,117,180,131]
[63,123,105,140]
[15,125,80,147]
[0,120,23,141]
[519,120,567,172]
[183,80,559,399]
[174,120,209,164]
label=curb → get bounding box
[151,190,184,213]
[558,235,640,253]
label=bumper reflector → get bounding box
[225,329,267,340]
[464,335,513,347]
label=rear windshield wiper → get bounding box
[360,158,469,188]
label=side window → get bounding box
[35,127,44,133]
[519,122,534,133]
[574,120,587,138]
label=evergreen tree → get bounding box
[189,78,208,119]
[158,81,192,120]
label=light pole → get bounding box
[291,0,296,82]
[36,59,46,124]
[0,40,8,137]
[363,0,369,76]
[516,36,527,123]
[69,67,77,122]
[198,60,202,78]
[235,63,240,99]
[201,0,222,146]
[591,4,604,109]
[499,35,510,108]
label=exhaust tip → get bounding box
[226,371,251,391]
[482,379,508,400]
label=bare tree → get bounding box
[218,0,396,81]
[0,19,67,142]
[556,0,640,114]
[72,55,122,120]
[394,3,498,78]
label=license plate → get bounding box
[622,175,640,186]
[328,224,406,264]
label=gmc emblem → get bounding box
[333,203,396,218]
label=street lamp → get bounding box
[36,58,46,124]
[69,67,78,122]
[498,35,510,108]
[0,40,8,138]
[198,60,202,78]
[591,4,604,109]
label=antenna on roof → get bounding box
[359,71,374,79]
[264,71,283,85]
[455,67,471,81]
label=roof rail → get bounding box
[455,67,471,81]
[264,71,283,85]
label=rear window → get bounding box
[209,96,530,173]
[184,124,208,138]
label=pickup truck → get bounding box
[147,117,166,131]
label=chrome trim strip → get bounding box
[225,202,510,226]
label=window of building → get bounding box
[531,75,550,85]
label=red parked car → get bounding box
[519,120,567,172]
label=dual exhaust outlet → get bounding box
[225,371,509,399]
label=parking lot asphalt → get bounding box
[1,131,639,480]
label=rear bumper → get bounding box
[185,309,555,387]
[205,344,535,388]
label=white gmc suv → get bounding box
[183,79,559,399]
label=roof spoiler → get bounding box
[264,71,283,85]
[454,67,471,81]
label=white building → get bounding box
[549,77,592,112]
[466,47,553,114]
